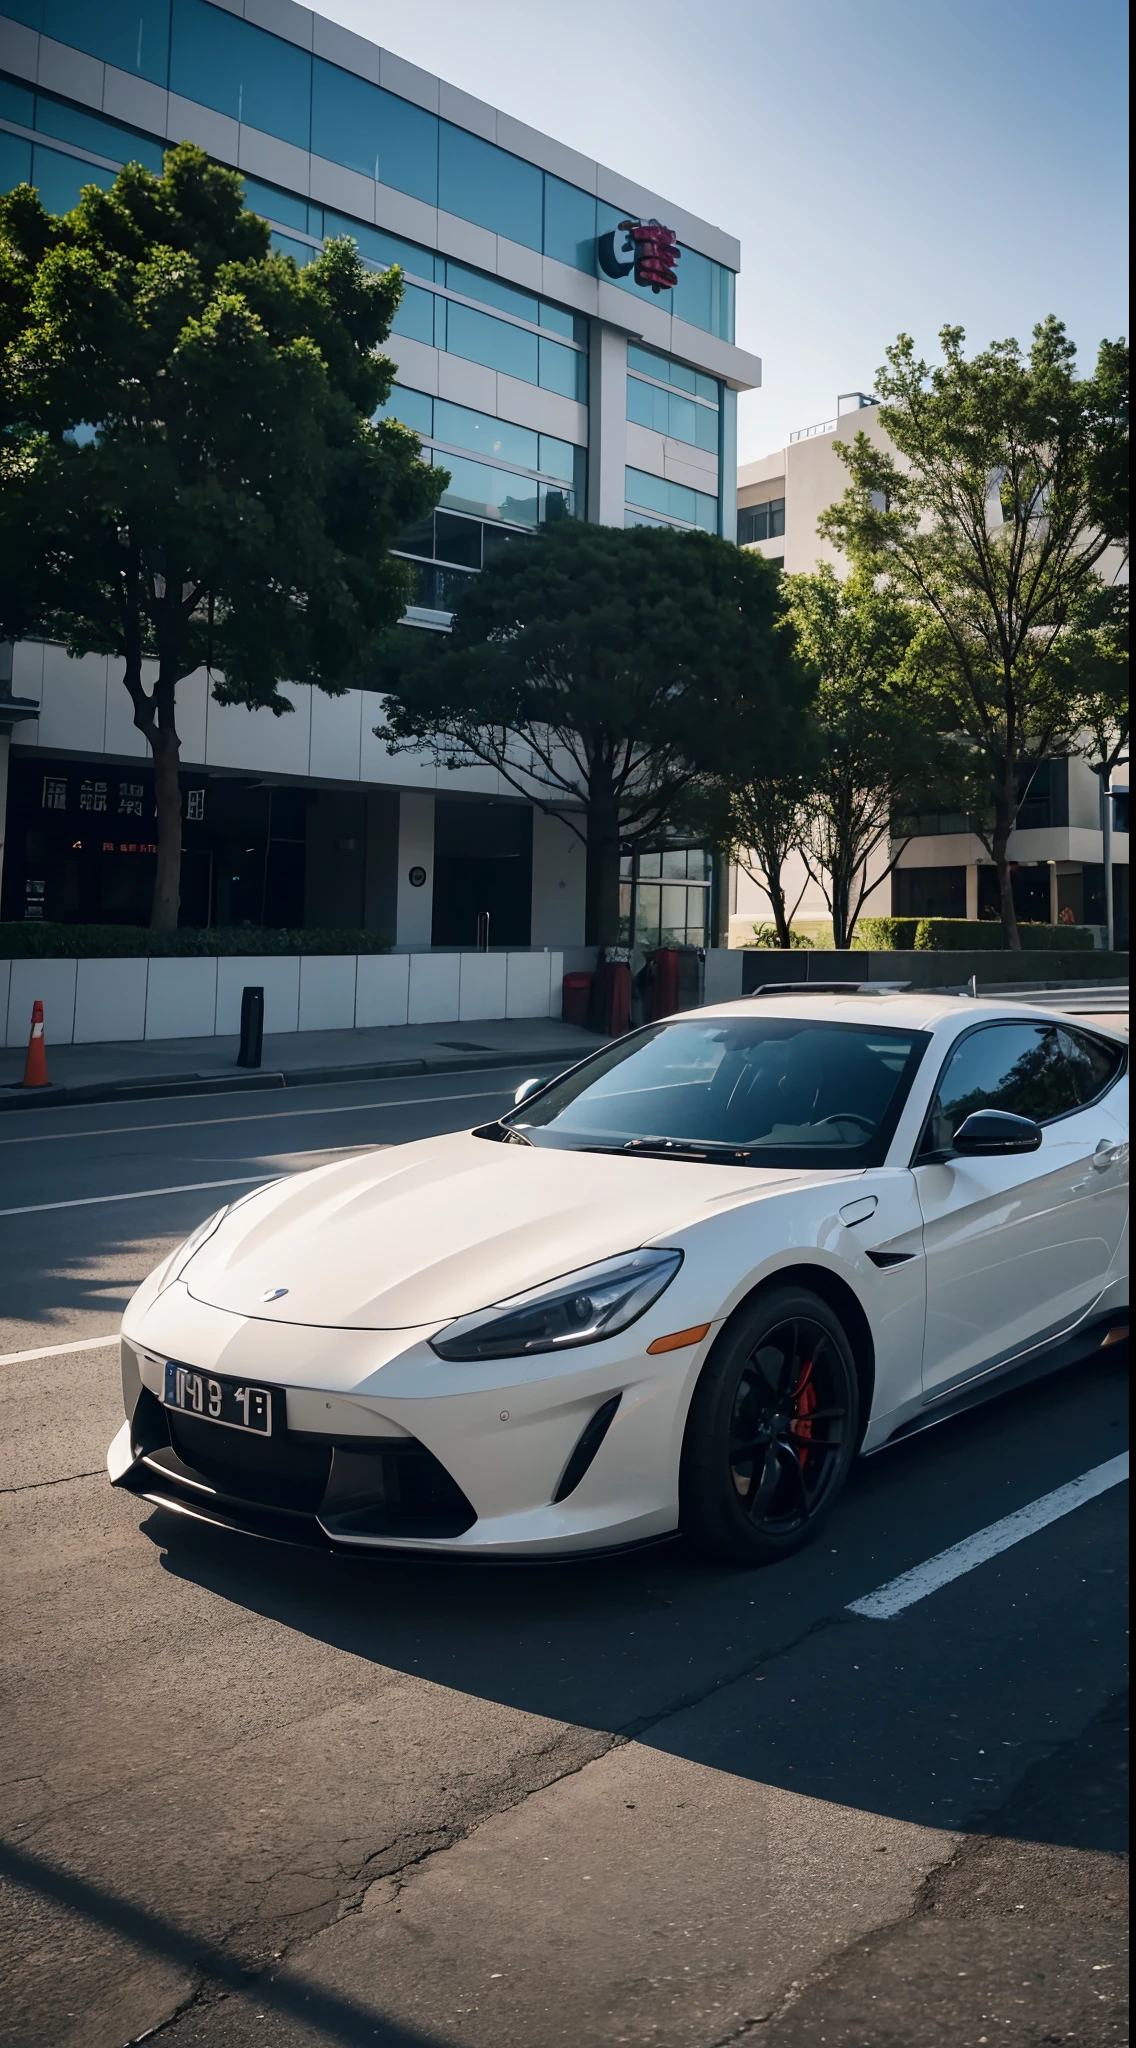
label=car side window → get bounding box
[918,1023,1080,1158]
[1057,1026,1126,1107]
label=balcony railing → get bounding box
[788,418,838,443]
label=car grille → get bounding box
[124,1387,476,1543]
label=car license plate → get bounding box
[162,1362,278,1436]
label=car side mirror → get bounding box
[514,1077,543,1107]
[953,1110,1043,1156]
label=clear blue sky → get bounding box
[322,0,1129,463]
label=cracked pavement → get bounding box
[0,1076,1128,2047]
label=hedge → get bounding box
[0,923,392,960]
[854,918,1096,953]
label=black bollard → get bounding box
[236,985,264,1068]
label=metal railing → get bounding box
[788,417,838,443]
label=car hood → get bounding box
[182,1131,818,1329]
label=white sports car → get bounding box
[109,992,1129,1565]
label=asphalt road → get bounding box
[0,1072,1128,2048]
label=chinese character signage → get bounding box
[79,780,107,812]
[186,788,205,822]
[118,781,144,817]
[42,776,67,810]
[597,217,682,295]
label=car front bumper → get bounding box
[109,1280,718,1558]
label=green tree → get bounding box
[377,521,808,947]
[820,320,1128,947]
[0,145,441,929]
[782,566,948,949]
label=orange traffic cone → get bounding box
[22,999,49,1088]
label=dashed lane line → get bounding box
[848,1452,1129,1618]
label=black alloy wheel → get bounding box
[680,1285,861,1564]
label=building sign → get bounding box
[597,218,682,295]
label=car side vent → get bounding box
[554,1395,622,1504]
[866,1248,919,1269]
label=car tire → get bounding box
[680,1285,861,1565]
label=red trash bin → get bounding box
[561,971,593,1026]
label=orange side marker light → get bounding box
[647,1323,711,1355]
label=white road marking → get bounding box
[848,1453,1130,1619]
[0,1333,121,1365]
[0,1174,272,1219]
[0,1085,522,1146]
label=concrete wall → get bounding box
[2,949,566,1048]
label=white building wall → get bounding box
[531,808,587,947]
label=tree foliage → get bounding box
[0,144,442,927]
[377,520,809,946]
[780,567,952,948]
[820,319,1128,947]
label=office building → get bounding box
[0,0,760,948]
[731,397,1129,945]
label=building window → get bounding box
[0,9,738,340]
[891,867,968,918]
[620,847,712,950]
[737,499,785,544]
[377,388,586,511]
[626,346,720,454]
[625,468,718,534]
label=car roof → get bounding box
[690,990,1127,1040]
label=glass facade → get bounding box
[380,385,584,608]
[624,467,718,534]
[626,343,720,454]
[2,0,737,339]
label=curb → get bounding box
[0,1043,597,1114]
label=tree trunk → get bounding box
[150,723,183,931]
[830,869,853,950]
[124,647,183,934]
[584,795,622,948]
[992,778,1020,950]
[765,863,793,949]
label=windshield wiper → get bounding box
[621,1137,758,1163]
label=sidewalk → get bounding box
[0,1014,607,1113]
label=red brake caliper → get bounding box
[791,1357,817,1468]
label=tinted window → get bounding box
[1058,1027,1125,1105]
[29,95,160,171]
[45,0,170,85]
[170,0,310,148]
[312,66,438,205]
[627,376,668,435]
[433,401,538,471]
[389,282,436,346]
[31,144,114,214]
[543,175,596,271]
[921,1024,1080,1155]
[445,300,538,383]
[444,262,537,325]
[438,124,542,251]
[538,335,585,401]
[373,384,434,436]
[501,1017,927,1169]
[0,131,33,192]
[438,455,539,527]
[322,214,434,279]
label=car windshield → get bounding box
[496,1015,929,1168]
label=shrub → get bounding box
[0,924,392,960]
[854,917,1095,952]
[747,922,814,950]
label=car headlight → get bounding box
[153,1207,230,1295]
[430,1248,683,1362]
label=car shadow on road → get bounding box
[147,1348,1129,1852]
